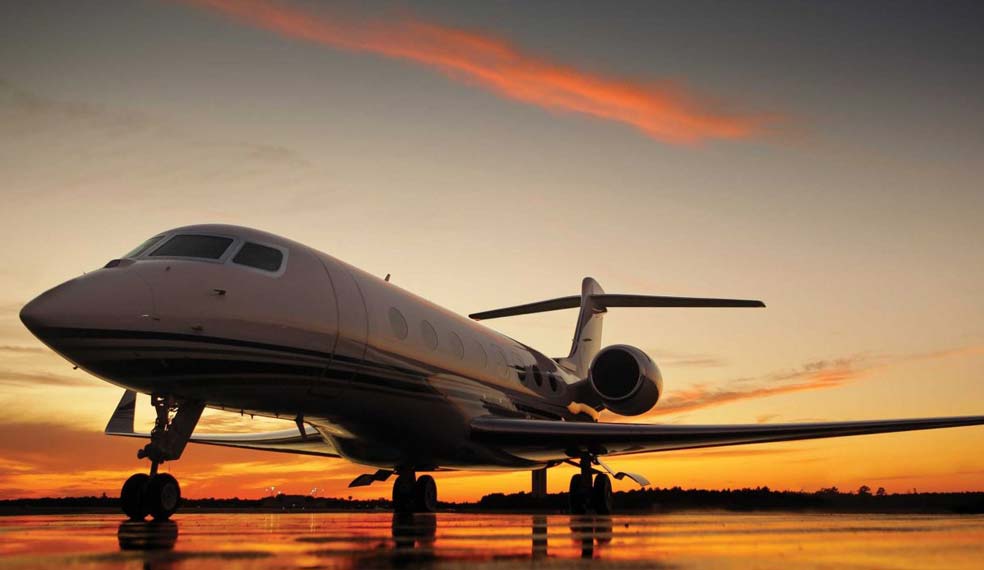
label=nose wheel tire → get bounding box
[119,472,181,521]
[145,473,181,521]
[121,473,150,520]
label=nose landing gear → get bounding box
[120,395,203,521]
[121,472,181,521]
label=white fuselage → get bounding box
[20,224,587,471]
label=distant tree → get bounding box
[876,487,887,497]
[858,485,871,496]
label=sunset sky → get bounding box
[1,0,982,501]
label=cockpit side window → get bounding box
[148,235,234,260]
[232,242,284,272]
[124,235,165,258]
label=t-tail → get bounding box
[469,277,766,378]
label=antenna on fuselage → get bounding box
[384,273,391,282]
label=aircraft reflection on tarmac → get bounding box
[3,512,982,569]
[116,513,616,561]
[117,520,179,551]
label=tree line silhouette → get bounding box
[2,486,982,515]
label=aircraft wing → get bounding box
[470,415,984,457]
[104,390,339,458]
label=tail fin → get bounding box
[468,278,765,378]
[557,277,606,377]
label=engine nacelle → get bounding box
[588,344,663,416]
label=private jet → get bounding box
[19,224,984,520]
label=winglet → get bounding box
[105,390,137,434]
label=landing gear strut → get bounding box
[568,455,613,514]
[120,395,203,521]
[391,470,438,513]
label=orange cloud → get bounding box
[638,345,984,420]
[642,355,872,419]
[182,0,771,144]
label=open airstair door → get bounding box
[469,277,765,377]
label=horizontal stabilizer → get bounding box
[469,294,764,320]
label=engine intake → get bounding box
[588,345,662,416]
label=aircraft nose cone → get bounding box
[20,283,68,336]
[20,296,44,334]
[20,268,154,346]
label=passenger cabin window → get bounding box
[149,235,233,260]
[233,242,284,272]
[471,340,488,368]
[388,308,408,340]
[447,332,464,359]
[124,235,165,258]
[421,321,438,350]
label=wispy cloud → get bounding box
[1,79,309,196]
[0,345,46,355]
[635,344,984,419]
[183,0,774,145]
[649,348,729,368]
[0,367,98,388]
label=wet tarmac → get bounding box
[0,512,982,569]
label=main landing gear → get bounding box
[391,471,438,513]
[568,455,613,515]
[120,395,204,521]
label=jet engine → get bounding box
[588,345,663,416]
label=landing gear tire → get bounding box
[121,473,150,521]
[392,473,416,513]
[569,474,589,514]
[144,473,181,521]
[591,473,613,514]
[414,475,438,513]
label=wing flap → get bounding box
[471,415,984,456]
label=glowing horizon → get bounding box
[0,0,982,501]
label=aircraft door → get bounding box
[316,259,368,397]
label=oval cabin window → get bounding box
[492,346,508,378]
[388,308,408,340]
[421,320,438,350]
[471,340,488,368]
[448,332,464,359]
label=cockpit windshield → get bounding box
[123,235,165,258]
[147,235,234,260]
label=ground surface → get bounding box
[0,512,982,569]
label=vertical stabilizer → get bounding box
[557,277,606,378]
